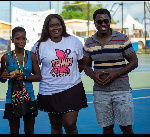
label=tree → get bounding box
[134,18,139,22]
[60,1,103,21]
[60,1,117,24]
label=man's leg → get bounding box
[103,124,114,134]
[119,125,134,134]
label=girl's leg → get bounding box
[48,113,63,134]
[62,111,79,134]
[9,118,20,134]
[24,115,35,134]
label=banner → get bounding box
[11,7,55,51]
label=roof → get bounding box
[114,14,144,35]
[68,22,96,32]
[64,19,93,24]
[0,20,12,25]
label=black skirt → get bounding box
[37,82,88,114]
[3,101,38,120]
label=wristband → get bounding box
[23,75,27,81]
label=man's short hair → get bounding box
[93,9,111,20]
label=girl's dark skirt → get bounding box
[37,82,88,114]
[3,101,38,121]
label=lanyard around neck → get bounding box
[13,50,26,74]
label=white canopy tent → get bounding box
[114,14,144,36]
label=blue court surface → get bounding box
[0,88,150,134]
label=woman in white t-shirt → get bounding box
[31,14,87,134]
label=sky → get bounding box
[0,1,149,24]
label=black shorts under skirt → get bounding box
[37,82,88,114]
[3,101,38,121]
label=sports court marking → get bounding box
[0,88,150,109]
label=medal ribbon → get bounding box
[13,50,26,74]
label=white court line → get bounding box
[0,89,150,110]
[85,88,150,94]
[87,96,150,104]
[0,96,149,109]
[133,96,150,100]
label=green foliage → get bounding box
[111,18,116,24]
[134,18,139,22]
[60,1,103,21]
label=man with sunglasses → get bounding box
[83,9,138,134]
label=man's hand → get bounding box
[93,71,119,85]
[92,71,106,85]
[101,71,119,85]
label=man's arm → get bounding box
[83,56,104,85]
[102,52,138,85]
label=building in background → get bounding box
[64,19,96,37]
[64,19,116,38]
[0,20,12,40]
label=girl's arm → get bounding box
[0,54,11,83]
[21,51,42,82]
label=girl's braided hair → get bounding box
[36,14,70,62]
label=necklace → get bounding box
[13,50,26,74]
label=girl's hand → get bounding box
[14,73,23,80]
[1,69,11,80]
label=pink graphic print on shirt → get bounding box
[50,49,73,77]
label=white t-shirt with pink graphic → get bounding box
[31,35,83,95]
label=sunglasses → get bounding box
[97,19,110,25]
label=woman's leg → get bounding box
[62,111,79,134]
[24,115,35,134]
[48,113,63,134]
[9,118,20,134]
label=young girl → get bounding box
[0,27,42,134]
[31,14,87,134]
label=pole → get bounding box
[58,1,59,14]
[10,1,11,40]
[87,1,89,37]
[50,1,51,10]
[144,1,147,53]
[39,1,41,11]
[9,1,11,51]
[121,2,123,33]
